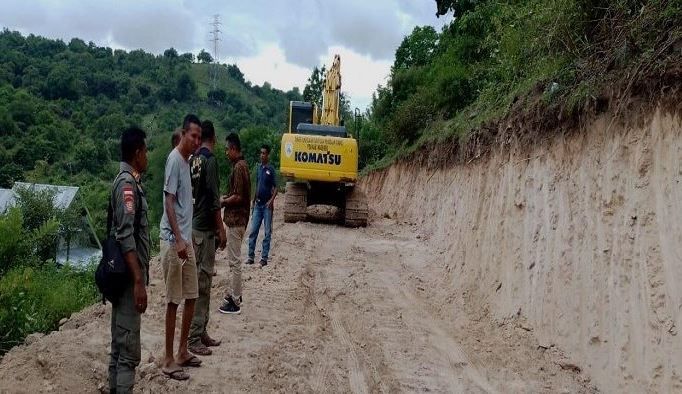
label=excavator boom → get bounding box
[320,54,341,126]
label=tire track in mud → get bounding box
[329,304,368,394]
[300,225,401,393]
[383,243,498,393]
[297,260,336,393]
[348,237,494,393]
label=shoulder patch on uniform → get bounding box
[123,184,135,214]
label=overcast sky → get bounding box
[0,0,451,109]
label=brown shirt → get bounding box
[223,157,251,227]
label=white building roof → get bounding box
[0,188,17,213]
[12,182,80,210]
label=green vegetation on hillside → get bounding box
[0,29,301,239]
[362,0,681,171]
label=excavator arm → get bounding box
[320,54,341,126]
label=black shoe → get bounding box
[259,259,268,268]
[218,298,241,315]
[222,295,242,305]
[245,258,255,265]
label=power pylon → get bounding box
[209,14,221,90]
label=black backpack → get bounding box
[95,172,141,304]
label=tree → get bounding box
[13,186,58,232]
[435,0,480,17]
[0,106,17,135]
[73,140,109,173]
[0,63,14,85]
[12,186,61,264]
[197,49,213,64]
[163,48,178,60]
[302,66,326,106]
[238,125,280,171]
[180,52,194,63]
[176,72,196,100]
[207,88,227,106]
[286,87,302,101]
[393,26,439,71]
[227,64,245,84]
[9,91,36,128]
[20,65,42,92]
[67,38,87,52]
[86,71,128,98]
[358,121,388,169]
[92,113,127,140]
[0,163,23,188]
[43,64,80,100]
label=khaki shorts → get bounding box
[160,239,199,304]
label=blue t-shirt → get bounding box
[255,163,277,204]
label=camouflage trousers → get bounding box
[189,229,216,346]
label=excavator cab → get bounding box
[288,101,315,133]
[288,101,347,138]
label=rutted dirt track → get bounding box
[0,198,595,393]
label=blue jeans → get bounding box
[248,202,273,261]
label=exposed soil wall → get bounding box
[361,107,682,393]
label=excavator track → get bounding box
[284,182,308,223]
[344,188,368,227]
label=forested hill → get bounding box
[0,29,301,239]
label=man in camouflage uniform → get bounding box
[188,120,226,355]
[108,127,150,394]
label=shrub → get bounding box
[0,209,29,274]
[387,91,436,144]
[0,264,98,354]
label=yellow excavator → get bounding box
[279,55,368,227]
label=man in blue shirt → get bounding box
[247,144,277,268]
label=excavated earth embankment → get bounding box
[361,106,682,393]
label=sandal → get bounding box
[178,355,202,368]
[162,367,190,381]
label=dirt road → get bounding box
[0,201,596,393]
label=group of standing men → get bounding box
[107,114,277,392]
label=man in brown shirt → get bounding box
[219,132,250,314]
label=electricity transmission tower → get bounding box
[209,14,221,90]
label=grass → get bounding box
[0,264,98,355]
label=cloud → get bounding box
[276,24,328,69]
[236,44,390,110]
[109,4,197,53]
[319,46,392,110]
[323,1,405,61]
[0,0,446,109]
[268,0,445,68]
[235,44,310,92]
[0,0,199,53]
